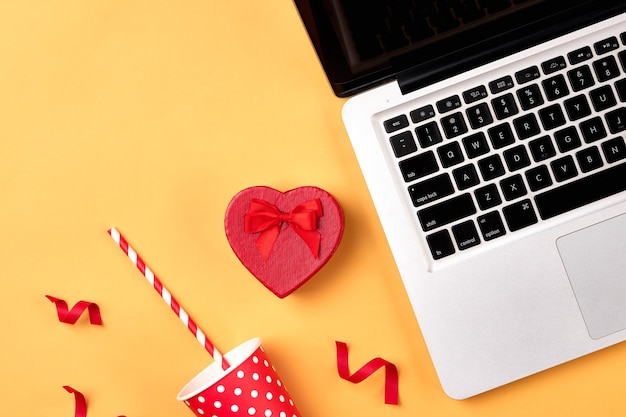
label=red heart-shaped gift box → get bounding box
[225,186,344,298]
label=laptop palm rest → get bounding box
[557,213,626,340]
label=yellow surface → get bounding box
[1,2,626,416]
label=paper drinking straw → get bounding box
[108,227,229,370]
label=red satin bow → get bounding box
[244,198,323,260]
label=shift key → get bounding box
[418,193,476,231]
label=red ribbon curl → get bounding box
[46,296,103,325]
[244,198,323,260]
[335,341,399,405]
[63,386,125,417]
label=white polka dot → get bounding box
[237,370,245,378]
[198,396,206,403]
[280,413,286,417]
[234,387,243,396]
[276,379,282,387]
[264,360,270,367]
[264,410,272,417]
[252,372,260,381]
[197,409,204,415]
[251,389,259,398]
[214,401,222,408]
[217,385,225,393]
[266,392,273,400]
[252,356,259,364]
[265,375,272,383]
[231,405,239,412]
[185,400,190,406]
[289,399,294,406]
[279,395,285,403]
[248,407,257,415]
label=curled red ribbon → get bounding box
[46,296,103,325]
[336,341,399,405]
[64,386,87,417]
[63,386,125,417]
[244,198,323,260]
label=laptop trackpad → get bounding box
[557,213,626,340]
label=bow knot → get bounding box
[244,198,323,260]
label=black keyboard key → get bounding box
[489,76,514,94]
[441,112,468,138]
[594,36,620,55]
[541,56,567,74]
[399,151,438,182]
[408,173,455,207]
[535,161,626,220]
[390,131,417,157]
[463,85,489,104]
[503,145,531,171]
[568,46,593,65]
[478,154,505,181]
[542,74,569,101]
[488,123,516,149]
[415,121,443,148]
[551,155,578,182]
[437,95,462,113]
[567,66,595,92]
[438,141,465,167]
[606,107,626,134]
[466,103,494,129]
[513,113,540,139]
[426,230,455,259]
[620,51,626,72]
[594,56,620,82]
[554,126,581,153]
[529,135,556,162]
[410,105,436,123]
[475,183,502,210]
[602,137,626,162]
[452,220,481,250]
[453,164,480,190]
[564,94,592,121]
[538,104,566,130]
[418,193,476,231]
[477,211,506,241]
[500,174,527,200]
[590,85,617,112]
[492,93,519,119]
[580,116,607,143]
[615,78,626,102]
[503,199,538,231]
[525,165,553,191]
[515,65,540,84]
[462,132,490,158]
[517,84,544,110]
[576,146,603,173]
[384,115,409,133]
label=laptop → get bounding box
[293,0,626,399]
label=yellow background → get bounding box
[1,1,625,416]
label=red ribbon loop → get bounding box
[63,386,87,417]
[244,198,323,260]
[335,341,399,405]
[46,296,103,325]
[63,386,126,417]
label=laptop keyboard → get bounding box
[383,30,626,260]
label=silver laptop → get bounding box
[294,0,626,399]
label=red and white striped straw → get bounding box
[108,227,229,370]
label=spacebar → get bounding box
[535,161,626,220]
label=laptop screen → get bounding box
[294,0,626,97]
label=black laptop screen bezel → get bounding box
[294,0,626,97]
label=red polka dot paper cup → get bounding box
[177,338,302,417]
